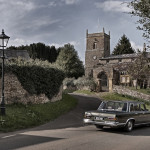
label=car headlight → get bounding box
[84,112,91,118]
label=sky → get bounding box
[0,0,146,63]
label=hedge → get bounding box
[0,58,65,100]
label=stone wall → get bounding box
[0,73,62,104]
[113,85,150,102]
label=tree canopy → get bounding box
[112,34,135,55]
[128,0,150,43]
[127,51,150,88]
[8,43,58,63]
[8,43,85,78]
[55,44,84,78]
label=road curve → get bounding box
[32,93,102,130]
[1,94,150,150]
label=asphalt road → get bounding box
[0,94,150,150]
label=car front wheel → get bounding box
[125,120,133,132]
[95,125,103,129]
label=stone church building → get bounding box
[85,28,150,92]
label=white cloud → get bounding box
[15,1,36,11]
[28,18,60,30]
[0,0,62,35]
[95,0,131,12]
[9,38,32,47]
[62,0,80,5]
[0,0,36,23]
[50,43,64,48]
[1,0,36,12]
[50,41,79,48]
[48,1,58,7]
[70,41,80,46]
[131,41,143,52]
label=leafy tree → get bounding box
[8,46,17,50]
[49,46,57,63]
[112,34,135,55]
[56,44,84,78]
[127,51,150,89]
[8,45,29,50]
[8,43,58,63]
[36,42,46,60]
[29,43,37,59]
[128,0,150,43]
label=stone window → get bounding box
[120,75,130,84]
[93,42,97,49]
[127,76,130,83]
[120,71,127,75]
[121,76,126,83]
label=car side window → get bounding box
[130,104,134,112]
[122,103,127,111]
[140,104,145,111]
[140,104,149,111]
[134,104,140,111]
[130,103,140,112]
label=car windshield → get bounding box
[98,101,127,112]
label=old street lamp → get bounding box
[0,29,10,115]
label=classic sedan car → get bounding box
[83,101,150,131]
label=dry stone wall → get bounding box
[0,73,62,104]
[113,85,150,102]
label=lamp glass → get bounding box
[0,29,10,47]
[0,39,9,47]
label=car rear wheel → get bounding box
[125,120,133,132]
[95,125,103,129]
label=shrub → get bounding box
[74,77,96,91]
[63,78,76,93]
[1,58,65,101]
[63,78,76,87]
[63,76,96,92]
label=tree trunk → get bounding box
[135,79,138,90]
[140,80,143,89]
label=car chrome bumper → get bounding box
[83,119,125,127]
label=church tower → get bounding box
[85,28,110,77]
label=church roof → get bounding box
[0,49,30,59]
[99,52,150,60]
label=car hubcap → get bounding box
[128,121,133,131]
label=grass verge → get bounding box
[0,94,77,132]
[74,90,96,95]
[100,93,150,110]
[74,90,150,109]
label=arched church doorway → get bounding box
[97,71,108,92]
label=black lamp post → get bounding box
[0,29,10,115]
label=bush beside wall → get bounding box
[63,77,96,91]
[0,59,65,104]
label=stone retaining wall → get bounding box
[113,85,150,102]
[0,73,62,104]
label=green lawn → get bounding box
[74,90,96,95]
[0,94,77,132]
[74,90,150,109]
[100,92,141,101]
[101,93,150,110]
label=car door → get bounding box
[141,104,150,123]
[129,103,143,124]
